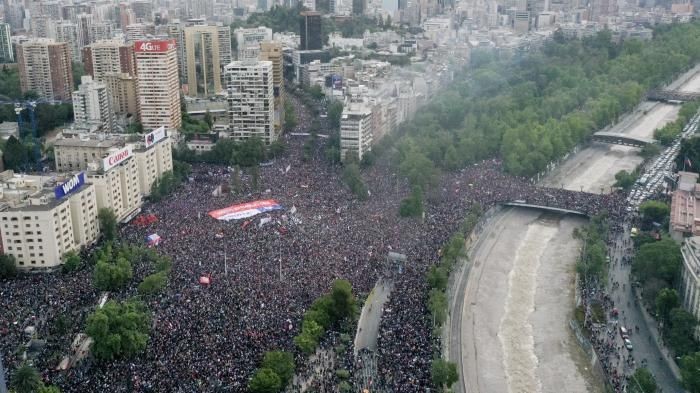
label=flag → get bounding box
[285,164,291,173]
[686,157,693,168]
[290,205,297,214]
[259,217,272,227]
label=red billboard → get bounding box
[134,40,176,53]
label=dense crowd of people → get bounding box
[1,123,629,392]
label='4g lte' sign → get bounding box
[134,40,176,53]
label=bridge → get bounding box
[647,89,700,103]
[503,202,588,217]
[591,131,656,147]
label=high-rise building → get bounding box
[340,101,373,161]
[184,25,223,97]
[131,0,154,21]
[134,39,182,132]
[89,22,113,43]
[17,39,73,101]
[353,0,366,14]
[72,75,115,132]
[216,24,233,68]
[0,23,13,63]
[52,21,80,62]
[260,41,285,132]
[76,12,93,47]
[299,11,322,50]
[234,26,272,60]
[82,40,136,82]
[225,61,276,144]
[104,72,139,117]
[126,23,155,42]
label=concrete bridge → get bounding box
[502,201,589,217]
[591,131,656,147]
[647,89,700,103]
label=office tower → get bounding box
[131,0,154,21]
[17,39,73,101]
[300,11,322,50]
[259,41,284,131]
[72,75,115,132]
[183,25,223,97]
[216,24,233,67]
[225,61,276,144]
[76,12,92,47]
[134,39,182,131]
[353,0,366,14]
[234,26,272,60]
[0,23,13,62]
[82,40,136,82]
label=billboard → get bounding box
[134,39,176,53]
[144,126,166,148]
[55,172,85,199]
[103,146,133,171]
[208,200,283,221]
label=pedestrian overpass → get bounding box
[647,89,700,103]
[591,132,656,148]
[503,201,589,217]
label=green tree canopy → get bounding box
[261,351,295,387]
[655,288,679,323]
[4,135,28,171]
[98,208,117,242]
[86,299,150,361]
[0,253,17,278]
[248,368,282,393]
[62,251,81,273]
[666,308,699,356]
[681,351,700,392]
[628,367,658,393]
[330,279,356,321]
[11,364,42,393]
[633,239,682,291]
[614,170,636,190]
[639,200,670,224]
[431,358,459,390]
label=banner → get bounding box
[144,126,166,148]
[209,200,283,221]
[54,172,85,199]
[103,146,133,171]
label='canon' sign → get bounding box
[103,146,133,171]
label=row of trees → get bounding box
[653,100,700,145]
[631,238,698,356]
[387,23,700,182]
[248,351,296,393]
[149,161,192,202]
[574,214,609,283]
[425,205,482,391]
[174,137,283,168]
[294,279,357,355]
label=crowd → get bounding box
[0,126,628,391]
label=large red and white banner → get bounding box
[208,200,283,221]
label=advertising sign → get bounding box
[103,146,133,171]
[54,172,85,199]
[208,200,283,221]
[144,126,166,148]
[134,39,176,53]
[332,74,343,90]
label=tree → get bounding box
[94,255,133,291]
[667,308,699,356]
[204,110,214,129]
[431,358,458,390]
[655,288,679,323]
[11,364,42,393]
[633,239,682,290]
[628,367,658,393]
[86,299,150,361]
[681,352,700,392]
[138,271,168,295]
[4,135,27,171]
[283,101,297,132]
[248,368,282,393]
[0,254,17,278]
[639,200,670,224]
[427,265,448,291]
[98,208,117,242]
[237,137,266,167]
[330,279,356,321]
[261,351,295,386]
[342,163,368,200]
[399,186,423,217]
[62,251,80,273]
[614,170,636,190]
[327,101,343,129]
[38,385,62,393]
[428,289,448,326]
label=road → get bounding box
[450,70,700,393]
[354,278,393,355]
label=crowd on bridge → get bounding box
[0,129,628,391]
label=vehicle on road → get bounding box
[624,338,633,351]
[620,326,629,339]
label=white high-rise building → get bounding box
[52,21,80,62]
[134,39,182,132]
[340,101,373,161]
[225,60,276,144]
[234,26,272,61]
[72,75,115,132]
[0,23,14,62]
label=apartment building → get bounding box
[225,61,276,144]
[16,38,73,101]
[134,39,182,132]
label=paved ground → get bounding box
[606,226,682,392]
[354,279,393,355]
